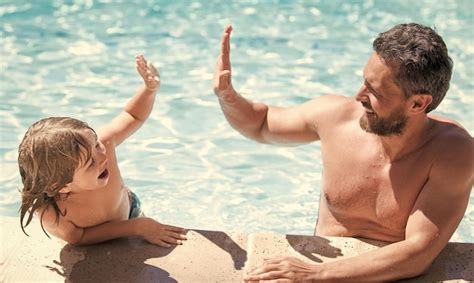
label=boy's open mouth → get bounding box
[98,168,109,179]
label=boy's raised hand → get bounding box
[136,54,160,91]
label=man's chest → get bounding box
[320,139,433,231]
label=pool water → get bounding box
[1,0,472,241]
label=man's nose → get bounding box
[355,85,369,102]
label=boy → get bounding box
[18,55,187,247]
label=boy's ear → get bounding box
[409,94,432,114]
[59,184,72,194]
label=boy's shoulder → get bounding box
[38,204,82,243]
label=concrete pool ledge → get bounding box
[1,216,472,282]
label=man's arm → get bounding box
[99,54,160,146]
[213,26,321,145]
[245,135,473,281]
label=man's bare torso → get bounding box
[314,97,462,242]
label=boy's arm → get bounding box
[99,55,160,146]
[245,136,473,281]
[51,217,186,247]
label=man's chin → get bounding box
[359,115,406,136]
[359,115,373,133]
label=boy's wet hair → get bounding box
[18,117,95,237]
[373,23,453,113]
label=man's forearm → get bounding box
[124,86,156,122]
[313,239,437,281]
[218,90,269,142]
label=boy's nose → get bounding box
[95,146,107,163]
[98,142,106,154]
[96,154,107,168]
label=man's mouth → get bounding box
[361,102,375,115]
[98,168,109,179]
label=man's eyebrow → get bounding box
[361,69,375,92]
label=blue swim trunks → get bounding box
[128,190,143,219]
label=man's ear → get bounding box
[409,94,432,114]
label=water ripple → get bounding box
[0,0,472,240]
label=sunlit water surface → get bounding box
[1,0,472,241]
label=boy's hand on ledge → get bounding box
[136,54,160,92]
[139,217,187,247]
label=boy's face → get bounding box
[64,129,109,192]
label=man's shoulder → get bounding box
[422,117,474,199]
[306,94,359,119]
[310,94,355,105]
[429,115,473,169]
[430,115,473,146]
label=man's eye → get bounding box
[369,88,379,97]
[96,142,100,148]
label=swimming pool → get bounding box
[1,0,472,242]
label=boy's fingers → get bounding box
[167,231,187,240]
[162,236,184,245]
[148,62,158,74]
[155,240,171,248]
[164,224,186,231]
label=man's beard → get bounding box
[359,106,407,136]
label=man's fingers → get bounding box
[220,25,232,70]
[221,25,232,54]
[248,262,279,275]
[263,256,287,264]
[214,26,235,97]
[225,25,232,53]
[244,270,283,281]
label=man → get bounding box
[213,23,473,281]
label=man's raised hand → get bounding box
[213,25,235,98]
